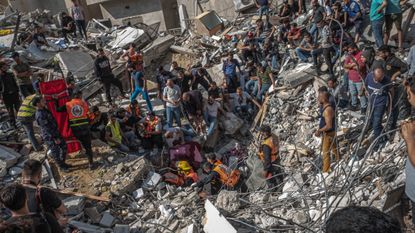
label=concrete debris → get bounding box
[99,211,115,228]
[63,196,86,216]
[215,190,240,212]
[203,200,237,233]
[0,145,22,168]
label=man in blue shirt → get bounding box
[222,53,242,93]
[365,66,391,149]
[343,0,364,43]
[369,0,388,48]
[129,64,153,112]
[384,0,404,51]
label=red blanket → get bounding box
[40,79,81,154]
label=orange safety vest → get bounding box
[258,135,278,162]
[65,98,90,127]
[127,105,140,118]
[144,116,159,138]
[213,164,240,188]
[184,170,199,183]
[129,50,144,71]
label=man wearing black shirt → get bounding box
[21,160,67,225]
[0,62,21,127]
[0,184,64,233]
[94,48,126,105]
[310,0,326,43]
[61,12,76,42]
[176,71,192,93]
[32,26,49,48]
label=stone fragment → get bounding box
[0,145,21,168]
[8,167,22,176]
[19,144,32,156]
[215,190,240,212]
[114,224,130,233]
[84,207,102,224]
[63,196,85,216]
[133,188,144,200]
[143,171,162,188]
[99,211,115,228]
[203,200,237,233]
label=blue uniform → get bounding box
[35,108,67,165]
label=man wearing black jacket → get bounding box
[0,61,21,128]
[94,48,125,105]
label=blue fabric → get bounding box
[319,105,335,132]
[343,0,361,18]
[166,106,181,128]
[365,72,391,107]
[386,0,401,14]
[130,87,153,112]
[204,113,217,136]
[223,59,240,76]
[257,0,269,6]
[131,71,144,88]
[371,103,386,139]
[296,48,312,62]
[245,79,258,93]
[256,83,270,102]
[21,121,41,151]
[371,19,385,48]
[370,0,385,21]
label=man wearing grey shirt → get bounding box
[163,79,182,127]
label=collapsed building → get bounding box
[0,0,415,232]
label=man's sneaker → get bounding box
[59,163,71,172]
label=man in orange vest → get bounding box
[192,162,243,195]
[258,124,282,187]
[140,111,163,150]
[55,89,95,170]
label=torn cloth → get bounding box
[40,79,81,154]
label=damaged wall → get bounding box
[177,0,239,21]
[96,0,180,31]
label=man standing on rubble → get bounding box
[17,94,42,152]
[33,96,70,172]
[222,53,242,93]
[163,78,182,128]
[256,0,271,22]
[191,67,212,92]
[11,52,35,98]
[365,66,391,149]
[0,61,21,128]
[128,64,153,112]
[94,48,126,106]
[315,91,338,173]
[55,90,96,170]
[257,125,282,186]
[71,0,87,40]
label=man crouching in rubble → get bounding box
[257,125,282,187]
[315,91,338,173]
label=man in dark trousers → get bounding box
[0,61,21,128]
[377,45,409,136]
[11,52,34,98]
[33,96,70,172]
[315,91,338,173]
[21,159,67,225]
[61,11,76,42]
[257,125,282,187]
[365,66,391,150]
[94,48,125,105]
[55,89,96,170]
[17,94,42,151]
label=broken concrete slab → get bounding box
[170,45,197,55]
[63,196,85,216]
[133,188,144,200]
[280,63,314,88]
[99,211,115,228]
[203,199,237,233]
[143,34,175,67]
[0,145,21,168]
[143,171,162,189]
[69,220,111,233]
[114,224,130,233]
[56,51,94,78]
[108,27,149,49]
[85,207,102,224]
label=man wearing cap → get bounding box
[0,61,21,128]
[258,125,281,186]
[55,90,95,170]
[34,96,70,172]
[315,91,338,172]
[11,52,34,98]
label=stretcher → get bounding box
[39,79,81,154]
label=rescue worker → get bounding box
[258,125,282,186]
[122,43,144,72]
[315,91,338,172]
[33,96,70,172]
[17,94,42,151]
[193,162,242,195]
[140,111,163,150]
[55,90,95,170]
[106,112,130,152]
[163,160,199,187]
[94,48,126,105]
[206,153,223,167]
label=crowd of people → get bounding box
[1,0,415,232]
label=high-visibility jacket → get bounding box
[17,94,37,122]
[106,121,122,147]
[258,135,278,162]
[129,50,144,71]
[213,164,240,188]
[127,105,140,118]
[144,116,159,138]
[66,98,90,128]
